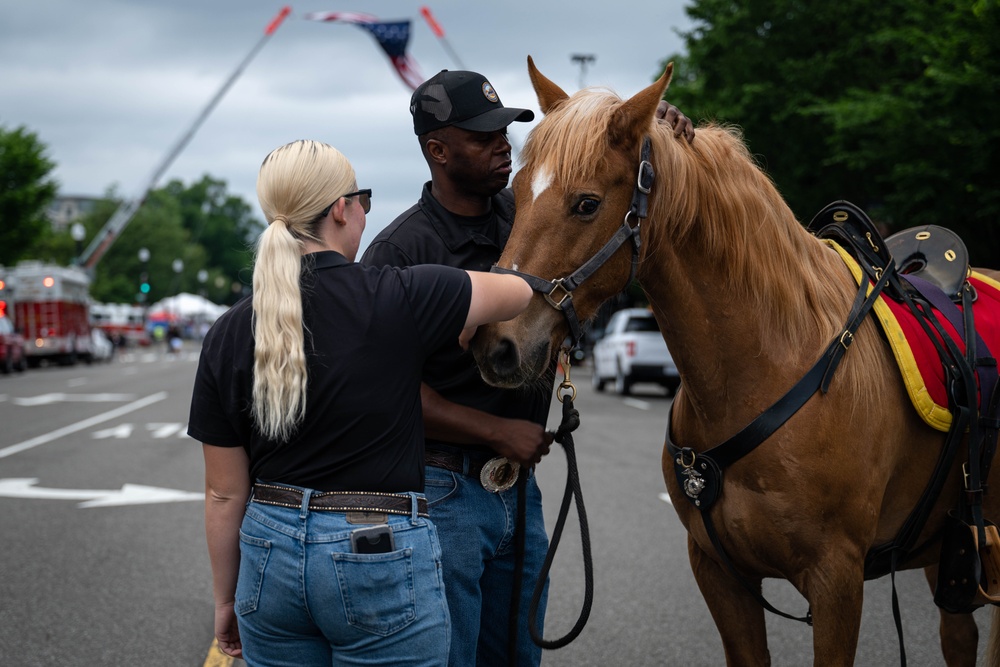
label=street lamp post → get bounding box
[171,258,184,321]
[197,269,208,298]
[571,53,596,89]
[70,223,86,265]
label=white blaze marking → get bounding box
[531,166,553,202]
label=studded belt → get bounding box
[251,482,428,517]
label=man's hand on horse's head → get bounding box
[657,101,695,144]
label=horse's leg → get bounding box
[799,553,865,667]
[688,534,771,666]
[923,564,979,667]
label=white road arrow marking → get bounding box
[0,478,204,508]
[14,393,136,406]
[147,423,184,438]
[0,392,168,459]
[91,424,135,439]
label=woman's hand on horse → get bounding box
[657,100,695,144]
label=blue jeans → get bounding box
[424,458,549,667]
[235,487,450,666]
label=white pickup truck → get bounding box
[591,308,680,396]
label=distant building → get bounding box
[46,195,100,231]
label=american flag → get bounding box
[305,12,425,90]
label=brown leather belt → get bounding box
[424,448,491,477]
[251,483,428,517]
[425,448,521,492]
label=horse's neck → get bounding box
[638,218,854,437]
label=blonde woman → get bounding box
[188,140,531,666]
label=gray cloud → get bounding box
[2,0,691,252]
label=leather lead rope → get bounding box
[530,379,593,649]
[510,350,594,653]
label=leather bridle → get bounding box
[492,137,654,348]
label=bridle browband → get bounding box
[492,137,654,348]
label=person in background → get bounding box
[188,139,532,667]
[362,69,695,666]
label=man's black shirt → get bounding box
[361,182,553,449]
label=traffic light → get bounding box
[140,272,150,295]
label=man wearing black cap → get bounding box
[362,69,692,666]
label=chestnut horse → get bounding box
[470,57,1000,665]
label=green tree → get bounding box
[161,176,262,304]
[76,178,262,305]
[162,175,262,293]
[0,125,59,266]
[660,0,1000,265]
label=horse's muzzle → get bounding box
[473,331,551,389]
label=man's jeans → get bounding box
[235,488,450,666]
[425,461,549,667]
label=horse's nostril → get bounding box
[488,338,519,374]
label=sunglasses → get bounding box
[342,188,372,214]
[319,188,373,219]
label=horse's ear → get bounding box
[527,55,569,115]
[609,63,674,145]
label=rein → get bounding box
[492,137,653,348]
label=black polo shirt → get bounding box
[361,182,554,450]
[187,251,471,492]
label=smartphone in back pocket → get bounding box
[350,525,395,554]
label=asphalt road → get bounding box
[0,347,992,666]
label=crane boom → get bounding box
[78,6,292,271]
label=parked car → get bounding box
[591,308,679,396]
[0,316,27,374]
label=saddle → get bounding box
[809,201,1000,613]
[886,224,969,301]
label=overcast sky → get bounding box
[2,0,693,253]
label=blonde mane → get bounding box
[520,88,881,406]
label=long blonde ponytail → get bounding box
[252,140,356,441]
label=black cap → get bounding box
[410,70,534,136]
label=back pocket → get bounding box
[235,532,271,615]
[332,549,416,636]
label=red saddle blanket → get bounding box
[827,240,1000,432]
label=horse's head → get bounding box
[472,57,672,388]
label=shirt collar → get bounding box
[419,182,503,253]
[304,250,351,271]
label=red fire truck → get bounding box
[90,302,150,348]
[9,261,94,366]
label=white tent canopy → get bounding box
[148,292,228,323]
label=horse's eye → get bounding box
[573,198,600,216]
